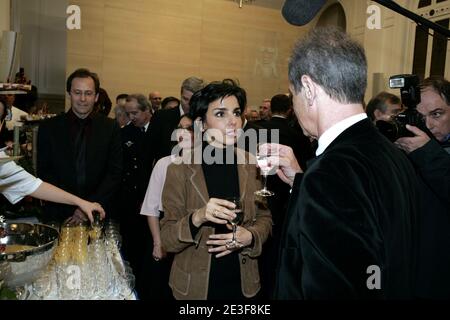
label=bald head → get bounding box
[149,91,162,111]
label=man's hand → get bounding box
[258,143,302,187]
[395,125,431,154]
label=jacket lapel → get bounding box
[236,148,248,200]
[188,164,209,206]
[186,148,249,204]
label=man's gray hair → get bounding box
[181,77,205,94]
[289,27,367,104]
[126,94,152,112]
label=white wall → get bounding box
[11,0,67,95]
[310,0,422,100]
[0,0,11,41]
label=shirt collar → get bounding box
[272,115,287,119]
[179,105,185,116]
[67,108,93,124]
[143,121,150,132]
[316,113,367,156]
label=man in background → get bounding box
[395,76,450,298]
[148,77,204,164]
[149,91,162,112]
[37,68,122,224]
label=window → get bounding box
[412,0,450,78]
[419,0,432,8]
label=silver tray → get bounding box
[0,223,59,288]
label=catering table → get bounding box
[2,218,136,300]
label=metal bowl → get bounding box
[0,223,59,288]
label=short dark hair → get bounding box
[421,76,450,106]
[189,79,246,121]
[126,94,151,112]
[94,88,112,115]
[161,96,180,109]
[116,94,129,102]
[270,94,292,114]
[66,68,100,94]
[289,27,367,104]
[366,92,401,121]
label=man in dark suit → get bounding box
[37,68,122,224]
[257,93,314,299]
[395,76,450,298]
[148,77,204,164]
[267,27,420,299]
[119,93,153,297]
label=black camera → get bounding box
[376,74,428,142]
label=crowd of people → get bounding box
[1,26,449,300]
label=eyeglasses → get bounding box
[71,90,96,98]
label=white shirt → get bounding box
[143,122,150,133]
[179,105,185,117]
[6,106,29,130]
[140,155,175,217]
[0,152,42,204]
[316,113,368,156]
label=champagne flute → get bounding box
[226,197,244,249]
[255,144,275,197]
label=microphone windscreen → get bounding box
[282,0,327,26]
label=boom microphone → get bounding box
[282,0,327,26]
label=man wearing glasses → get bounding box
[37,68,123,224]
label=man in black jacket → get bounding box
[148,77,204,165]
[37,68,122,224]
[258,93,313,298]
[269,27,420,299]
[119,93,153,297]
[395,76,450,298]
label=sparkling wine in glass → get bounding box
[226,197,243,249]
[255,146,275,197]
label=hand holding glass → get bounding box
[226,197,244,250]
[255,144,276,197]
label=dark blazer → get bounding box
[258,116,313,170]
[37,111,123,222]
[257,116,313,298]
[239,120,263,155]
[409,139,450,298]
[148,107,182,165]
[120,123,153,202]
[118,123,154,296]
[274,119,420,299]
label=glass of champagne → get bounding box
[226,197,244,250]
[255,144,275,197]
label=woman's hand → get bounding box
[76,200,105,223]
[191,198,237,227]
[152,243,167,261]
[206,227,253,258]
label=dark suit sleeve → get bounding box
[87,121,123,208]
[147,110,163,166]
[36,120,56,184]
[409,140,450,207]
[281,170,383,299]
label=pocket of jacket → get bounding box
[170,261,191,296]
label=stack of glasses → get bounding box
[30,220,135,300]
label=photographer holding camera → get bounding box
[394,76,450,299]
